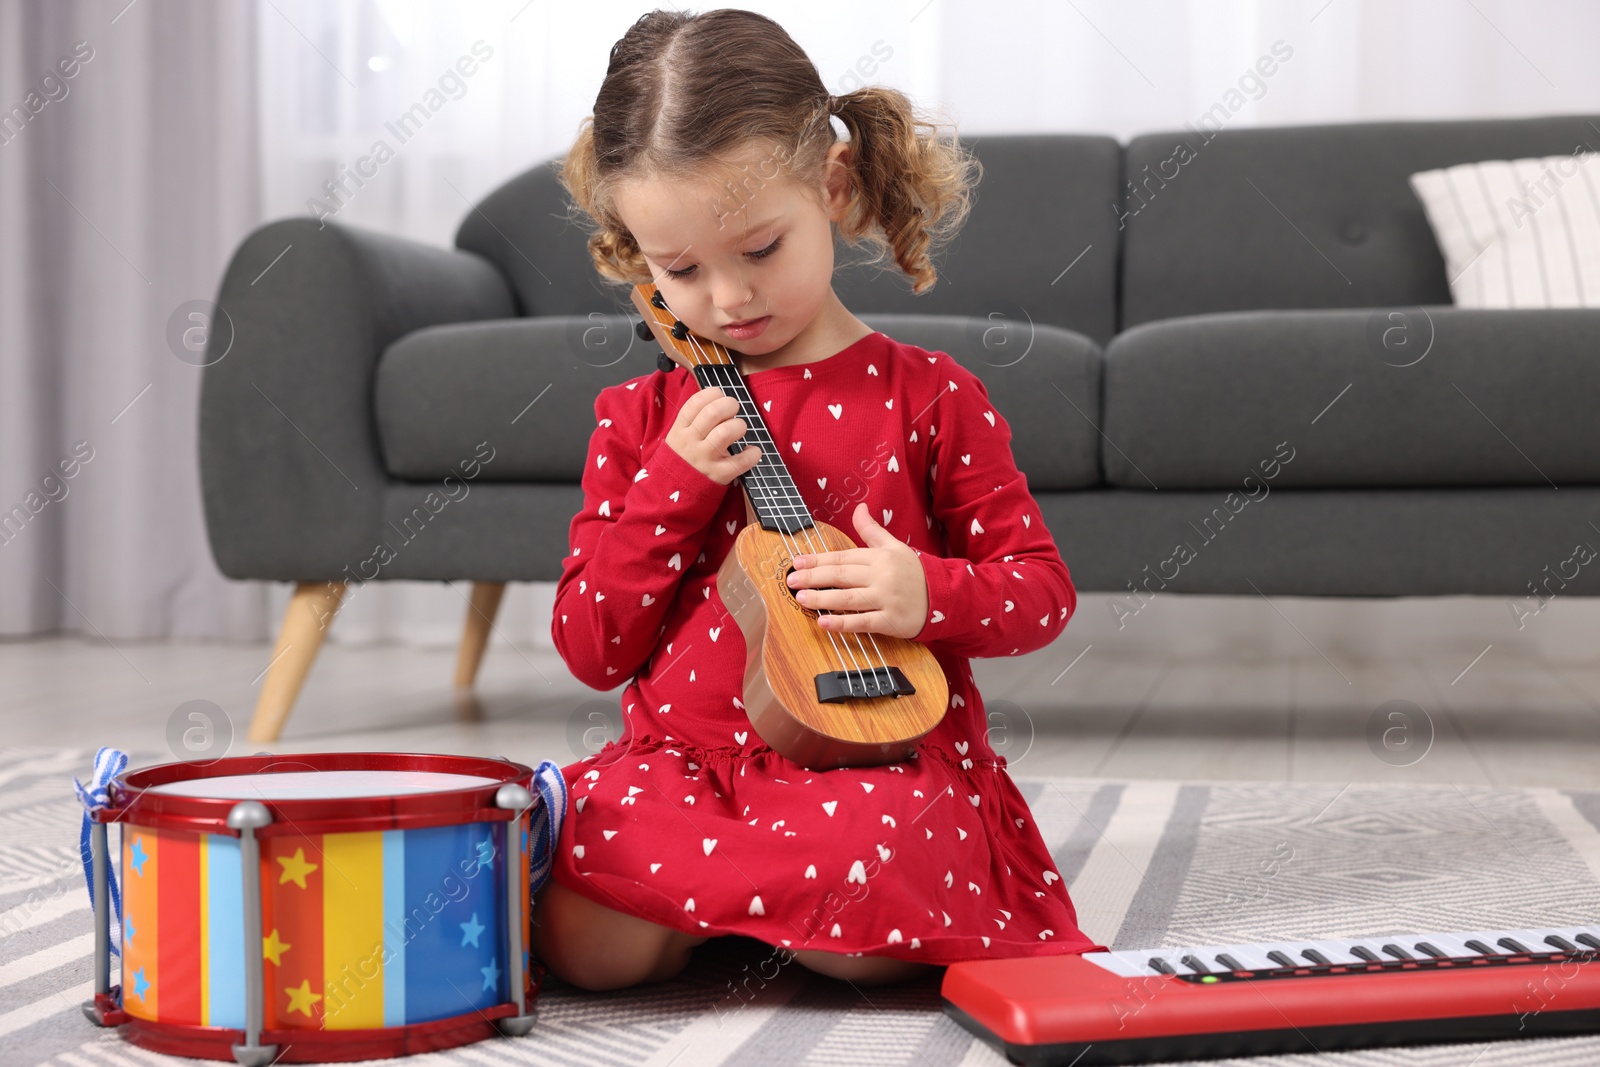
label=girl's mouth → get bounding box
[724,316,771,340]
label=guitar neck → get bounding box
[691,362,815,535]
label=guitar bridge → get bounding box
[815,666,916,703]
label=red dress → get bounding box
[547,329,1103,964]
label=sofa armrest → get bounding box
[200,217,517,580]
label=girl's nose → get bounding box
[711,273,756,316]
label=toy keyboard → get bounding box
[942,926,1600,1064]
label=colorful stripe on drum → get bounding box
[121,822,506,1031]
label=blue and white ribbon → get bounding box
[527,759,568,896]
[73,747,127,957]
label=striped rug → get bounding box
[6,747,1600,1066]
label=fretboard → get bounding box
[693,363,814,534]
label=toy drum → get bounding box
[79,752,563,1065]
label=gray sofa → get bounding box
[200,113,1600,738]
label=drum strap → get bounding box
[528,759,568,896]
[73,746,127,956]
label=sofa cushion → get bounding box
[1409,151,1600,308]
[1100,307,1600,489]
[456,134,1124,347]
[375,317,664,484]
[1120,114,1600,328]
[375,314,1103,491]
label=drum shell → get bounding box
[97,752,538,1061]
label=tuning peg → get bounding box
[656,351,677,373]
[634,318,654,341]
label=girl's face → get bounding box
[614,141,851,357]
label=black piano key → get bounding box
[1415,942,1447,959]
[1576,933,1600,951]
[1545,935,1580,953]
[1301,949,1332,965]
[1266,950,1297,968]
[1498,937,1532,955]
[1215,953,1245,972]
[1382,943,1414,960]
[1180,955,1211,974]
[1349,946,1381,963]
[1147,957,1176,975]
[1464,939,1498,956]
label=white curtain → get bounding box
[0,0,262,640]
[4,0,1599,653]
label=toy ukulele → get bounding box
[629,283,947,770]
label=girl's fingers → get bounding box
[788,561,874,589]
[796,584,875,612]
[815,609,888,635]
[677,385,719,420]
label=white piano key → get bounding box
[1079,951,1149,978]
[1122,949,1176,976]
[1209,943,1280,971]
[1459,929,1519,954]
[1342,937,1394,963]
[1571,926,1600,949]
[1293,939,1366,965]
[1497,927,1559,953]
[1253,941,1310,967]
[1166,948,1218,974]
[1415,932,1480,958]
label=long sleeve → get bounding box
[909,356,1076,658]
[552,381,732,689]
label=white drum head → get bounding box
[146,769,504,799]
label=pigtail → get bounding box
[831,87,981,295]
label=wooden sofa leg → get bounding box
[248,580,346,743]
[455,581,508,690]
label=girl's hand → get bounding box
[786,502,930,639]
[666,385,763,486]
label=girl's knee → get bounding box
[789,948,938,986]
[532,877,703,991]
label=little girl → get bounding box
[534,8,1101,991]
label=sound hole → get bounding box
[785,564,854,622]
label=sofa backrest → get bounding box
[1119,113,1600,329]
[455,133,1124,347]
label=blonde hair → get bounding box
[557,8,980,295]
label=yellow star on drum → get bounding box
[263,928,291,966]
[276,847,319,889]
[285,978,322,1017]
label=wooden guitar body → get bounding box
[631,282,948,770]
[715,501,949,770]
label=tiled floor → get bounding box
[6,592,1598,789]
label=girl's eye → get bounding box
[748,237,782,260]
[660,238,782,280]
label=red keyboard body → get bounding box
[943,935,1600,1065]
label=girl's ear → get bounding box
[822,141,853,222]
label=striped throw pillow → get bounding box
[1409,152,1600,307]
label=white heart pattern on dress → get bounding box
[822,800,838,816]
[828,404,842,419]
[702,838,717,855]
